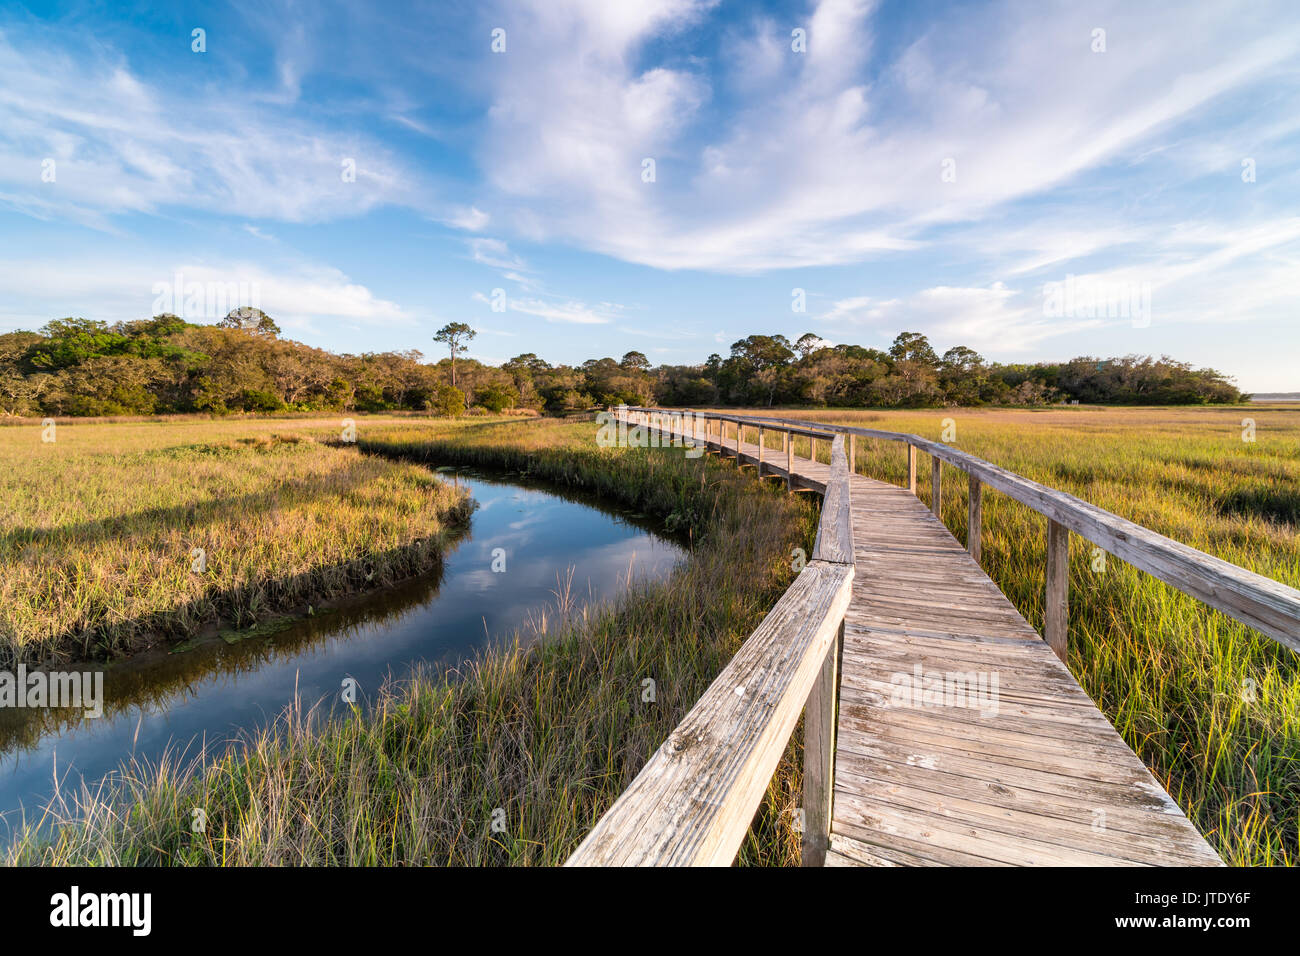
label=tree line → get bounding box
[0,313,1246,418]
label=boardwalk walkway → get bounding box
[716,427,1223,866]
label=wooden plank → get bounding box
[566,561,854,866]
[1045,519,1069,661]
[786,430,792,491]
[829,475,1222,867]
[968,473,982,565]
[931,455,942,518]
[812,435,854,566]
[907,443,917,495]
[801,621,840,866]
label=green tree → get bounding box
[433,322,476,388]
[218,307,280,338]
[620,350,650,372]
[433,383,466,417]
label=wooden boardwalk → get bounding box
[719,429,1223,866]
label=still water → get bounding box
[0,467,684,833]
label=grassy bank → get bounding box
[7,416,818,865]
[722,404,1300,865]
[0,416,473,666]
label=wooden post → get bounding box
[849,434,856,475]
[968,473,982,565]
[1045,519,1069,661]
[931,455,942,518]
[758,427,765,476]
[907,443,917,495]
[810,436,817,465]
[786,430,793,490]
[802,619,841,867]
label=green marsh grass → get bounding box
[6,416,818,865]
[0,417,472,666]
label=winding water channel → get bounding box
[0,467,685,833]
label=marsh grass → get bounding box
[727,404,1300,865]
[6,417,818,865]
[0,417,473,666]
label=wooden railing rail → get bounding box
[566,412,855,866]
[614,405,1300,656]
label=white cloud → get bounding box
[446,206,490,231]
[467,238,530,271]
[473,0,1300,273]
[0,257,413,333]
[470,282,625,323]
[0,29,428,227]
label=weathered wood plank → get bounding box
[1045,519,1069,661]
[802,620,840,866]
[812,435,854,566]
[968,473,982,565]
[830,475,1223,867]
[931,455,942,518]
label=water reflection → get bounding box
[0,468,684,832]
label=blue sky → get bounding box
[1,0,1297,390]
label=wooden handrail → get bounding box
[616,405,1300,654]
[567,413,855,866]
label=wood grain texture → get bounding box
[831,475,1222,866]
[812,435,854,566]
[968,474,982,565]
[931,455,942,518]
[802,620,841,866]
[1045,519,1069,661]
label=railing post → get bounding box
[802,617,841,867]
[931,455,942,518]
[810,436,817,465]
[758,426,765,476]
[849,434,856,475]
[786,430,793,490]
[968,473,982,565]
[907,443,917,495]
[1045,519,1069,661]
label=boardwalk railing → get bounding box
[612,404,1300,657]
[567,404,1300,868]
[565,417,855,866]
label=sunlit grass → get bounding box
[5,416,817,865]
[0,416,472,665]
